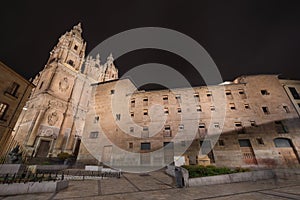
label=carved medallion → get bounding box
[59,77,69,92]
[48,111,59,126]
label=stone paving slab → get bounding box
[273,185,300,195]
[100,177,139,195]
[201,192,289,200]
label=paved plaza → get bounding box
[0,170,299,200]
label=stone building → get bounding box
[13,23,118,159]
[0,61,34,160]
[12,23,300,170]
[77,75,300,170]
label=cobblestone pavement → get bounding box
[0,171,300,200]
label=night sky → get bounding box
[1,1,300,88]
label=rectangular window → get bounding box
[164,107,169,115]
[235,122,245,134]
[129,142,133,149]
[0,103,8,120]
[116,114,121,121]
[206,91,212,97]
[143,126,149,132]
[89,131,99,138]
[67,60,74,66]
[275,121,289,133]
[6,82,20,97]
[283,106,290,113]
[210,106,215,111]
[131,99,135,108]
[130,127,134,133]
[196,105,202,112]
[199,123,206,129]
[175,95,181,103]
[143,98,148,106]
[110,90,115,94]
[94,116,99,123]
[177,107,182,113]
[143,109,148,116]
[250,120,257,127]
[141,142,151,150]
[225,90,233,99]
[142,127,149,138]
[218,140,225,146]
[130,112,134,117]
[256,138,264,145]
[194,93,200,102]
[74,45,78,50]
[244,104,250,109]
[178,124,184,130]
[238,89,246,99]
[288,87,300,99]
[163,95,168,104]
[164,125,171,137]
[214,122,220,128]
[229,103,236,110]
[261,90,270,95]
[262,106,270,114]
[239,139,251,147]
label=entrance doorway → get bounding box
[239,139,257,165]
[274,138,299,166]
[36,140,50,157]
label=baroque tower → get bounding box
[13,23,118,158]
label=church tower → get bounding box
[13,23,97,158]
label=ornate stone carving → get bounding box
[48,111,59,126]
[59,77,69,92]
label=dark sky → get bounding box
[1,1,300,88]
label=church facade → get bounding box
[13,24,300,169]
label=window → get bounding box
[178,124,184,130]
[110,90,115,94]
[214,122,220,128]
[177,107,182,113]
[298,103,300,108]
[196,105,202,112]
[143,98,148,106]
[250,120,257,127]
[261,90,270,95]
[164,125,171,137]
[244,104,250,109]
[163,95,168,104]
[0,103,8,120]
[229,103,236,110]
[67,60,74,66]
[74,45,78,50]
[210,106,215,111]
[130,112,134,117]
[175,95,181,103]
[283,106,290,113]
[239,139,251,147]
[129,142,133,149]
[94,116,99,123]
[143,126,149,132]
[130,127,134,133]
[116,114,121,121]
[6,82,20,97]
[141,142,151,150]
[181,141,186,147]
[235,122,245,134]
[143,109,148,116]
[131,99,135,107]
[275,121,288,133]
[194,93,200,102]
[89,131,98,138]
[262,106,270,114]
[164,107,169,115]
[199,123,206,129]
[218,140,225,146]
[238,89,246,99]
[288,87,300,99]
[225,90,233,99]
[206,91,212,97]
[256,138,264,145]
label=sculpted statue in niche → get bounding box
[59,77,69,92]
[48,111,59,126]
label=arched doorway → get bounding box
[274,138,299,166]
